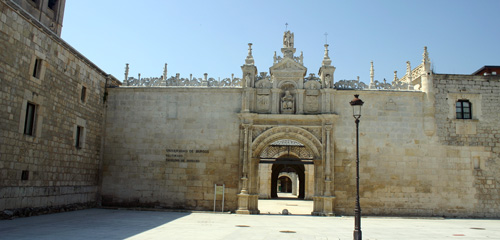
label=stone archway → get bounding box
[237,125,335,215]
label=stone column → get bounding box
[296,89,305,114]
[237,124,250,214]
[291,172,298,196]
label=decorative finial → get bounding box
[324,32,328,44]
[245,43,254,65]
[368,61,376,89]
[393,71,398,82]
[370,61,374,84]
[423,46,429,63]
[124,63,129,84]
[322,44,332,66]
[247,43,253,57]
[406,61,412,89]
[163,63,168,81]
[422,46,431,73]
[285,22,288,31]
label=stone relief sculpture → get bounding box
[305,96,319,112]
[281,90,295,114]
[304,80,320,90]
[257,94,270,112]
[255,79,271,89]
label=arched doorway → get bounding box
[237,125,335,216]
[257,139,313,200]
[277,175,292,193]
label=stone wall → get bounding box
[101,87,242,211]
[0,1,111,216]
[434,74,500,217]
[332,77,499,217]
[101,82,499,217]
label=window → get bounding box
[48,0,58,10]
[32,58,43,79]
[21,170,30,180]
[456,100,472,119]
[75,126,83,148]
[30,0,39,8]
[81,86,87,103]
[24,102,36,136]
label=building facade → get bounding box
[0,0,119,218]
[1,0,499,218]
[102,33,500,217]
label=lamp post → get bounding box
[350,94,364,240]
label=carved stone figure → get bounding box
[281,90,294,113]
[325,74,332,88]
[283,31,294,48]
[245,74,251,87]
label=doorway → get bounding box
[270,156,305,199]
[256,139,314,214]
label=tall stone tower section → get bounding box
[241,43,257,113]
[11,0,66,36]
[318,44,336,89]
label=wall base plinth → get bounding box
[312,196,336,216]
[236,193,260,214]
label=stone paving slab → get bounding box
[0,208,499,240]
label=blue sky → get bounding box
[62,0,500,83]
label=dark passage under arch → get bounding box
[270,156,305,199]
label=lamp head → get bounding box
[349,94,364,119]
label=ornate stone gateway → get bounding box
[236,31,338,215]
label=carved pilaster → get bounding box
[320,88,334,114]
[241,89,250,113]
[271,89,280,114]
[324,125,332,196]
[241,124,250,194]
[296,89,305,114]
[320,89,330,113]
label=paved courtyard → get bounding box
[1,206,499,240]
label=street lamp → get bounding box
[349,94,364,240]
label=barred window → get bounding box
[456,100,472,119]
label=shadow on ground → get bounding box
[0,208,190,240]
